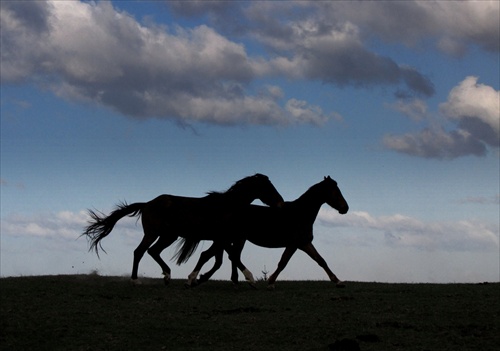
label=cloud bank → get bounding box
[1,1,331,126]
[171,1,499,56]
[2,209,498,254]
[1,0,497,158]
[1,0,443,126]
[319,209,499,252]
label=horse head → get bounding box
[322,176,349,214]
[229,174,284,207]
[249,174,284,207]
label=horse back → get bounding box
[141,194,239,234]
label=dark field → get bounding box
[1,275,498,351]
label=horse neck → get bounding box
[220,186,256,205]
[291,184,325,222]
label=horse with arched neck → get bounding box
[178,176,349,288]
[81,174,284,284]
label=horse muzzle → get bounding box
[338,205,349,215]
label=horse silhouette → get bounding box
[177,176,349,288]
[81,174,284,283]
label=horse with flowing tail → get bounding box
[81,174,284,284]
[176,176,348,289]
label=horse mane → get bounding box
[206,173,267,198]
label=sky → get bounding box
[1,0,499,283]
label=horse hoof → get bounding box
[267,284,276,291]
[248,282,258,290]
[184,280,198,288]
[130,279,142,286]
[163,274,171,286]
[336,281,346,288]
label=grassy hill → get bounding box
[1,275,498,350]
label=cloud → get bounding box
[383,126,487,159]
[0,1,330,126]
[1,211,90,241]
[169,0,235,18]
[386,99,428,121]
[2,1,496,129]
[319,209,499,252]
[5,208,498,255]
[168,1,498,94]
[457,195,500,205]
[1,210,141,251]
[325,1,499,56]
[384,77,499,159]
[440,76,500,147]
[182,1,499,56]
[246,10,434,97]
[1,0,438,127]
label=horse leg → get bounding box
[131,234,159,283]
[147,235,178,285]
[267,246,297,290]
[300,242,344,287]
[185,242,222,287]
[198,247,224,285]
[228,240,256,287]
[195,242,254,286]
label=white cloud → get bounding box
[0,0,330,126]
[285,99,329,125]
[440,76,500,146]
[2,211,89,240]
[1,210,139,245]
[318,209,499,252]
[5,208,498,254]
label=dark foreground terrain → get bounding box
[1,275,498,351]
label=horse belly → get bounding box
[242,219,295,248]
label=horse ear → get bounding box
[325,176,331,180]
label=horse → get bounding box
[176,176,349,289]
[81,174,284,284]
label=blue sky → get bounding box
[1,0,499,283]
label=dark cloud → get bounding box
[2,0,52,33]
[302,42,434,97]
[322,1,500,55]
[248,18,435,96]
[384,77,499,159]
[168,0,235,18]
[458,117,499,148]
[383,127,487,159]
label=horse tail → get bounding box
[81,201,145,257]
[173,237,201,265]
